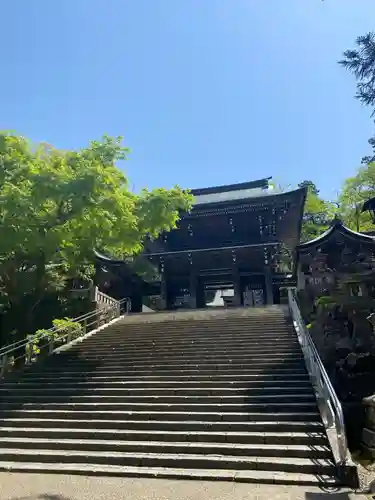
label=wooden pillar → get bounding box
[297,263,305,291]
[189,272,197,309]
[232,266,243,307]
[196,278,206,309]
[160,274,170,310]
[130,286,143,313]
[264,266,274,305]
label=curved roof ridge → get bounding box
[192,186,307,208]
[297,218,375,252]
[190,177,271,196]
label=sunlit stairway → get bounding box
[0,306,340,485]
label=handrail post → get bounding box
[0,354,8,377]
[25,339,32,365]
[66,330,72,344]
[48,335,55,354]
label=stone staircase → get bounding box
[0,307,340,485]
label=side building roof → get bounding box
[296,218,375,255]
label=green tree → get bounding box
[298,180,320,196]
[298,181,335,242]
[339,32,375,164]
[339,163,375,232]
[339,32,375,111]
[0,132,192,343]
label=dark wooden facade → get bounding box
[96,178,306,311]
[296,218,375,299]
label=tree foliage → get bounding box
[340,32,375,165]
[339,32,375,112]
[298,181,335,242]
[339,163,375,232]
[298,180,320,196]
[339,33,375,229]
[0,132,192,342]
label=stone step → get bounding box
[0,401,320,413]
[0,386,314,396]
[66,345,302,355]
[0,307,343,487]
[86,324,293,330]
[0,448,336,476]
[0,437,332,458]
[39,360,306,371]
[86,333,296,343]
[30,368,306,378]
[45,354,305,368]
[113,318,293,334]
[96,324,293,331]
[79,337,298,348]
[0,461,339,485]
[110,321,291,329]
[21,370,308,380]
[97,318,293,334]
[12,373,311,384]
[64,344,301,359]
[75,345,299,354]
[69,344,302,354]
[0,418,323,433]
[113,321,291,329]
[56,347,303,356]
[19,370,309,381]
[0,410,321,422]
[0,393,316,404]
[0,427,329,445]
[1,379,312,389]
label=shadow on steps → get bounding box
[0,349,104,414]
[305,492,352,499]
[9,496,72,500]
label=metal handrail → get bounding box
[0,296,129,378]
[0,307,105,356]
[287,288,348,466]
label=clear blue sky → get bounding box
[1,0,375,199]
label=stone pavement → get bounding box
[0,473,370,500]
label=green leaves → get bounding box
[299,181,335,242]
[340,32,375,165]
[339,162,375,232]
[0,132,192,336]
[339,32,375,112]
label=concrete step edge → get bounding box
[20,372,309,379]
[0,436,331,453]
[0,461,340,485]
[0,447,335,465]
[0,427,327,438]
[0,386,313,393]
[0,418,324,427]
[39,362,306,368]
[84,335,296,343]
[1,395,316,401]
[2,383,312,389]
[58,350,303,357]
[0,402,318,408]
[0,410,320,419]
